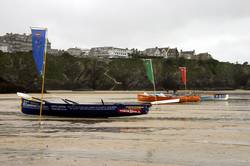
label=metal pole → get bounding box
[150,59,157,101]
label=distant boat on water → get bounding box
[200,93,229,101]
[137,61,200,104]
[137,59,180,104]
[137,92,200,103]
[137,92,180,104]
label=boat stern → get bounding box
[117,103,151,116]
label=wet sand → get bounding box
[0,91,250,166]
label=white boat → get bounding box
[201,94,229,101]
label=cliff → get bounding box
[0,51,249,93]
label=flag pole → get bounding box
[185,81,187,96]
[185,68,187,96]
[39,28,48,123]
[179,67,187,98]
[150,59,157,100]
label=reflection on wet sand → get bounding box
[0,92,250,166]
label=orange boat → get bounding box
[178,95,200,102]
[137,93,200,103]
[140,61,199,103]
[137,93,178,102]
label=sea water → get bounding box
[0,91,250,166]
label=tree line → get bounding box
[0,51,249,93]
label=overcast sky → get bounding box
[1,0,250,63]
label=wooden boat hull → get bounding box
[137,94,178,102]
[20,98,151,118]
[137,94,200,103]
[179,95,200,102]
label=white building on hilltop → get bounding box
[66,47,90,57]
[67,47,82,57]
[89,47,132,58]
[0,44,9,52]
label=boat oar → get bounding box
[51,94,79,104]
[151,98,180,105]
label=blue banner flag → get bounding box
[31,28,47,75]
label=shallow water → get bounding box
[0,91,250,166]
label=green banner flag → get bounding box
[143,59,155,84]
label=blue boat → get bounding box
[18,93,151,118]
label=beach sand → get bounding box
[0,91,250,166]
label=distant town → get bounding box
[0,32,212,60]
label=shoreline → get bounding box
[49,89,250,95]
[1,90,250,101]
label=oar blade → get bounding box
[151,98,180,105]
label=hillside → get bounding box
[0,51,249,93]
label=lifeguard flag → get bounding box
[179,67,187,85]
[31,28,47,76]
[143,59,155,85]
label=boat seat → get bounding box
[63,99,79,105]
[156,93,166,97]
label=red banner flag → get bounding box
[179,67,187,85]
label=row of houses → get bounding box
[67,47,212,60]
[142,47,212,60]
[0,33,212,60]
[66,47,129,58]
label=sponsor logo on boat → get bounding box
[118,109,141,113]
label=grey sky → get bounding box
[1,0,250,63]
